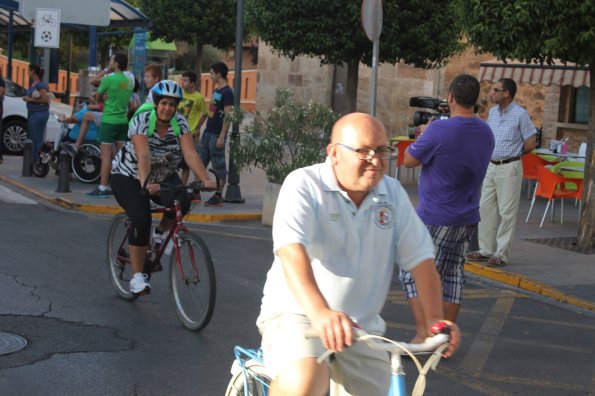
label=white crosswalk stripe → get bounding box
[0,185,38,204]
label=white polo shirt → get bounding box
[257,158,435,334]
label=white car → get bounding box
[1,79,71,155]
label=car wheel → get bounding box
[1,118,28,155]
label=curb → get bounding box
[465,261,595,312]
[0,174,262,223]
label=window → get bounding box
[574,86,589,124]
[558,85,590,124]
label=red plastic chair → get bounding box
[522,153,552,199]
[395,140,415,181]
[525,165,583,228]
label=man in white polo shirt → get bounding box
[256,112,461,396]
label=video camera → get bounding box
[409,96,450,126]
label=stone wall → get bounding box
[256,44,566,143]
[257,43,334,113]
[356,62,438,135]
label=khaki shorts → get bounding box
[259,314,390,396]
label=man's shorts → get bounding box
[399,223,476,304]
[259,314,390,395]
[98,122,128,144]
[197,131,227,179]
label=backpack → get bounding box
[131,102,180,137]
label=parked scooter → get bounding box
[32,105,101,183]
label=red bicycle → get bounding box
[106,181,217,331]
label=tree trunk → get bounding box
[331,60,359,115]
[194,43,203,91]
[345,60,359,113]
[576,64,595,249]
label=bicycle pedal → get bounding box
[143,258,162,276]
[133,288,151,297]
[116,248,130,266]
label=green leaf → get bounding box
[232,89,338,184]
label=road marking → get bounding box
[439,366,512,396]
[512,315,595,331]
[463,289,525,299]
[459,297,514,376]
[0,185,37,204]
[482,373,586,392]
[187,226,272,242]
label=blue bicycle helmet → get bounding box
[151,80,183,104]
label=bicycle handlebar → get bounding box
[158,181,219,195]
[142,168,221,194]
[304,327,450,355]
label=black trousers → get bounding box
[111,173,191,246]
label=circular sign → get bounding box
[361,0,383,41]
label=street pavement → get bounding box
[1,154,594,315]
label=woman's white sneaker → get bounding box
[130,273,151,295]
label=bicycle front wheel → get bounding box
[170,231,216,331]
[106,213,136,301]
[225,363,271,396]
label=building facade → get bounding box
[256,44,590,152]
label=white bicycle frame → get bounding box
[227,329,449,396]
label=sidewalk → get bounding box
[0,155,266,222]
[1,155,593,313]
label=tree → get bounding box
[246,0,464,113]
[138,0,236,78]
[455,0,595,249]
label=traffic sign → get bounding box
[361,0,383,41]
[34,8,60,48]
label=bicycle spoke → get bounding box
[106,214,136,300]
[170,232,216,331]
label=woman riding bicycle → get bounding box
[110,80,216,296]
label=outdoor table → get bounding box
[557,165,585,173]
[534,148,585,160]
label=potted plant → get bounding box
[231,89,338,224]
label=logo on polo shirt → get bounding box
[374,203,394,229]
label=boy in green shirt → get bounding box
[87,53,133,197]
[177,71,207,185]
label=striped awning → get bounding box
[479,59,590,88]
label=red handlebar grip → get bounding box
[431,321,451,335]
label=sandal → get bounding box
[486,256,506,267]
[465,251,491,261]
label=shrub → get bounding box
[231,89,338,184]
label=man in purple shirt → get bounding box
[400,74,495,342]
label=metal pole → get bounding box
[89,26,97,67]
[42,48,50,84]
[7,11,14,79]
[56,152,71,193]
[21,139,33,177]
[224,0,245,203]
[370,38,379,116]
[64,33,72,104]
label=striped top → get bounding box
[111,112,189,179]
[487,102,536,160]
